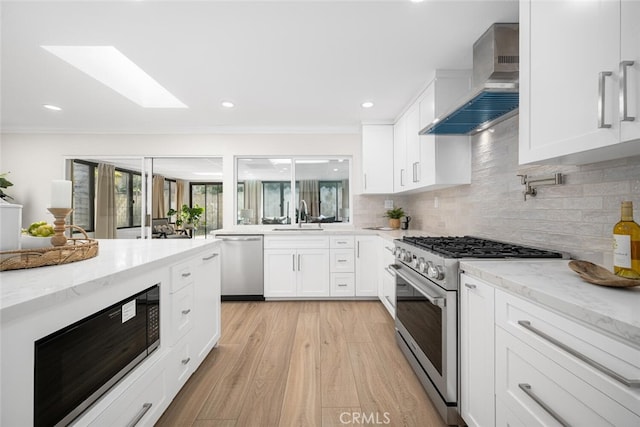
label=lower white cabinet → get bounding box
[264,236,330,298]
[459,273,495,427]
[379,240,397,317]
[355,235,380,297]
[193,247,221,364]
[460,271,640,427]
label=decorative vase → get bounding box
[389,218,401,229]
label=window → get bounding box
[236,157,350,226]
[190,183,223,237]
[72,160,142,231]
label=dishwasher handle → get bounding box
[219,236,263,242]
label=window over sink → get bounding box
[236,157,351,226]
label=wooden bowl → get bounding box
[568,260,640,288]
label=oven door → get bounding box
[395,264,457,403]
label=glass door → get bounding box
[190,183,223,238]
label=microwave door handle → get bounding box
[394,267,446,307]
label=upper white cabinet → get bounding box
[361,124,394,194]
[394,70,472,193]
[519,0,640,165]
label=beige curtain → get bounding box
[299,180,319,217]
[243,180,262,225]
[95,163,117,239]
[152,175,165,218]
[176,179,186,211]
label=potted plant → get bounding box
[385,207,405,229]
[0,173,14,201]
[167,204,204,229]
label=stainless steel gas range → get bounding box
[392,236,565,426]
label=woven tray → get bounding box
[0,226,99,271]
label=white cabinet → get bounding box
[519,0,640,165]
[393,116,407,192]
[193,247,221,364]
[361,124,394,194]
[355,235,380,297]
[458,269,640,427]
[330,236,355,297]
[459,274,495,427]
[394,70,471,193]
[264,236,330,297]
[379,240,397,317]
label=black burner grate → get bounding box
[402,236,563,259]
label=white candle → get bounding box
[51,180,72,208]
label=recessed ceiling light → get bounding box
[41,45,187,108]
[43,104,62,111]
[361,101,374,109]
[221,101,235,108]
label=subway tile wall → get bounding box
[355,116,640,267]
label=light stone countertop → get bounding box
[460,259,640,347]
[211,226,429,243]
[0,239,220,318]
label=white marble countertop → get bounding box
[0,239,219,317]
[211,226,428,243]
[460,259,640,346]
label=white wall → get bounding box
[0,133,361,227]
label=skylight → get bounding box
[41,45,187,108]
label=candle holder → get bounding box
[47,208,73,247]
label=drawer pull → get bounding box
[126,402,152,427]
[598,71,613,128]
[182,309,191,315]
[338,283,348,287]
[518,384,570,427]
[338,259,347,263]
[464,283,477,289]
[202,253,219,261]
[518,320,640,388]
[181,272,192,278]
[181,357,191,365]
[385,246,394,253]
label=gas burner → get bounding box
[402,235,563,259]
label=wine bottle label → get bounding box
[613,234,632,268]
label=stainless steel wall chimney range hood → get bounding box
[420,23,519,136]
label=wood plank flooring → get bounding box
[156,301,445,427]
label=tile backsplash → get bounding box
[355,116,640,267]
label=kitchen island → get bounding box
[0,239,221,426]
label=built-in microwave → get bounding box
[34,284,160,427]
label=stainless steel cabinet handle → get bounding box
[400,169,405,187]
[337,259,347,263]
[181,309,191,315]
[620,60,635,122]
[292,254,295,271]
[298,254,301,271]
[384,267,395,276]
[338,283,348,287]
[385,246,394,253]
[598,71,613,128]
[181,357,191,365]
[518,320,640,388]
[464,283,477,289]
[181,272,191,278]
[357,241,360,258]
[126,403,152,427]
[202,253,219,261]
[518,384,571,427]
[412,162,420,183]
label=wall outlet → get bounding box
[384,200,394,209]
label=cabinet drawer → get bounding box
[170,336,193,391]
[496,327,640,426]
[170,284,194,345]
[88,366,166,427]
[331,273,355,297]
[330,236,354,249]
[495,290,640,414]
[171,259,196,293]
[330,249,354,272]
[264,235,329,249]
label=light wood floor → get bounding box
[156,301,446,427]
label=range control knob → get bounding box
[418,257,426,272]
[426,262,445,280]
[404,251,413,263]
[411,257,419,268]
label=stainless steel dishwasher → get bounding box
[215,234,264,301]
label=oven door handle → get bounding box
[395,266,446,307]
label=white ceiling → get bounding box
[1,0,519,134]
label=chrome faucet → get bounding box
[298,199,308,227]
